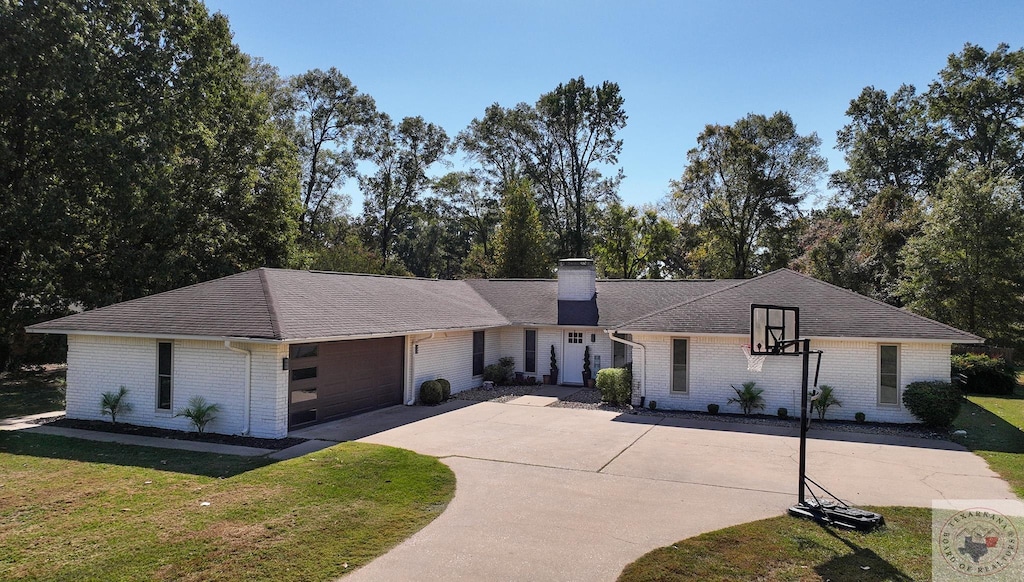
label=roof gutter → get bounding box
[224,341,252,435]
[606,330,647,405]
[25,328,280,344]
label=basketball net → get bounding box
[741,344,766,372]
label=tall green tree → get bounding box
[358,114,452,270]
[594,203,677,279]
[831,85,943,208]
[927,43,1024,178]
[0,0,302,368]
[670,112,827,278]
[493,180,550,278]
[898,169,1024,345]
[460,77,627,259]
[284,68,376,240]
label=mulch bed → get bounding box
[48,418,307,450]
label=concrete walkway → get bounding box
[296,401,1015,582]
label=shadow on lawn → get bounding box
[0,431,274,478]
[955,396,1024,454]
[813,523,915,582]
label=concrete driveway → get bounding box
[293,396,1014,581]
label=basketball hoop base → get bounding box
[789,500,885,532]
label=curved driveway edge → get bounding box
[300,402,1014,581]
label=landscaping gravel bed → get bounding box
[550,388,950,441]
[452,385,539,404]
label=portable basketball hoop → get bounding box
[749,304,885,532]
[740,344,766,372]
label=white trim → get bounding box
[224,341,252,435]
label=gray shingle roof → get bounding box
[619,269,982,343]
[27,267,981,343]
[464,278,735,327]
[28,268,509,341]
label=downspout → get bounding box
[225,341,252,435]
[407,333,436,405]
[606,331,647,407]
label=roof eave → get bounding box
[26,328,282,344]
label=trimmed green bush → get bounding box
[597,368,632,405]
[902,381,961,427]
[707,403,719,415]
[951,353,1017,395]
[777,407,788,419]
[855,411,866,423]
[436,378,451,400]
[483,364,508,384]
[420,380,444,405]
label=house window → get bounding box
[613,333,631,368]
[524,329,537,373]
[157,341,172,410]
[672,338,688,393]
[568,331,583,344]
[473,331,485,376]
[879,344,899,405]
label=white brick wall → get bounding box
[557,260,597,301]
[634,334,951,423]
[409,330,482,400]
[66,335,288,438]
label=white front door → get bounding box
[562,330,586,385]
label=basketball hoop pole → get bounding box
[798,338,810,505]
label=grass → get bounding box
[0,432,455,581]
[953,384,1024,498]
[618,506,930,582]
[0,366,66,418]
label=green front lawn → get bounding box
[0,366,66,418]
[0,432,454,580]
[953,385,1024,498]
[618,506,930,582]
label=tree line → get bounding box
[2,0,1023,368]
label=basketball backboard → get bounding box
[750,304,799,355]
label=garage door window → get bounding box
[473,331,485,376]
[291,367,317,381]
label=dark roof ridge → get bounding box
[596,278,725,283]
[257,268,282,340]
[779,268,984,341]
[615,272,771,329]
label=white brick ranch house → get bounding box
[27,259,981,439]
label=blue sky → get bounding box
[207,0,1024,209]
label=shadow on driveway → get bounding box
[609,411,967,451]
[289,399,477,442]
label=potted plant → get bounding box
[549,345,558,385]
[582,345,592,386]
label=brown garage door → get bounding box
[288,337,405,429]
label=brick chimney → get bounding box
[557,258,596,301]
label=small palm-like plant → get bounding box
[175,396,221,434]
[812,385,843,420]
[100,386,132,424]
[727,381,765,416]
